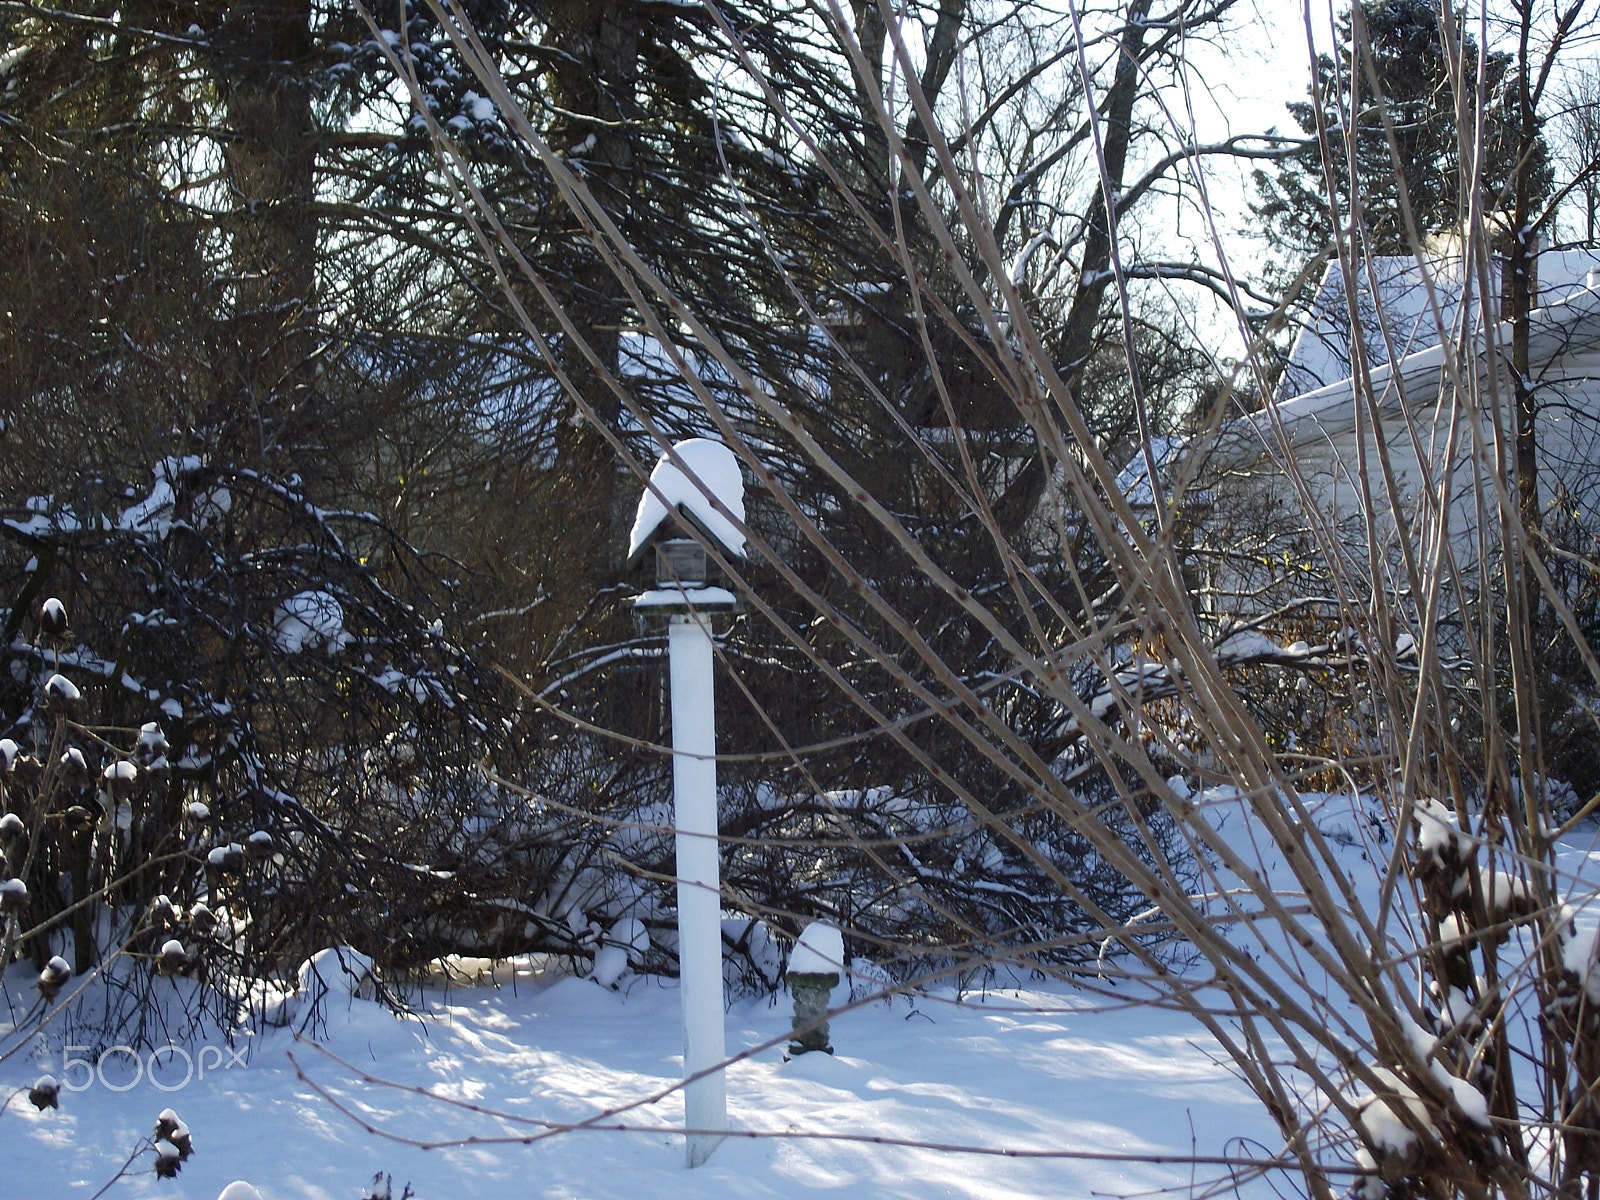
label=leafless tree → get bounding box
[380,0,1600,1195]
[1554,64,1600,246]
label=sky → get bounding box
[1133,0,1341,358]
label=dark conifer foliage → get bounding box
[0,0,1240,1011]
[1250,0,1548,266]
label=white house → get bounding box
[1229,250,1600,506]
[1116,249,1600,626]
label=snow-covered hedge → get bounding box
[0,463,551,1042]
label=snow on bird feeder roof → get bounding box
[627,439,746,563]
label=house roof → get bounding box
[1118,250,1600,498]
[1213,252,1600,471]
[1276,250,1600,401]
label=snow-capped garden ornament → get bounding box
[627,437,748,1168]
[785,922,843,1057]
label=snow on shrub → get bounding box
[0,464,524,1045]
[273,590,349,654]
[299,946,378,1002]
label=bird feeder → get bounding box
[627,438,746,619]
[628,439,747,1168]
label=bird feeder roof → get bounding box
[627,439,746,564]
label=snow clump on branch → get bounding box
[273,591,349,654]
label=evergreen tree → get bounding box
[1250,0,1546,269]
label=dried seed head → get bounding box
[154,1108,192,1157]
[158,939,188,975]
[11,756,42,788]
[153,1140,182,1178]
[102,759,138,800]
[38,597,67,638]
[188,901,217,936]
[37,956,70,1000]
[57,747,90,789]
[135,722,169,765]
[28,1076,58,1110]
[0,877,28,912]
[207,843,244,873]
[43,673,81,717]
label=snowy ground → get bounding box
[5,795,1599,1200]
[1,959,1278,1199]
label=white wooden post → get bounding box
[668,612,727,1167]
[626,438,746,1170]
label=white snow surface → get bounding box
[0,959,1274,1198]
[628,439,746,560]
[8,799,1600,1198]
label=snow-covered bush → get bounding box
[0,463,548,1043]
[510,620,1198,993]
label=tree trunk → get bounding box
[542,0,643,587]
[848,0,891,193]
[216,0,317,472]
[995,0,1153,536]
[1509,230,1539,533]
